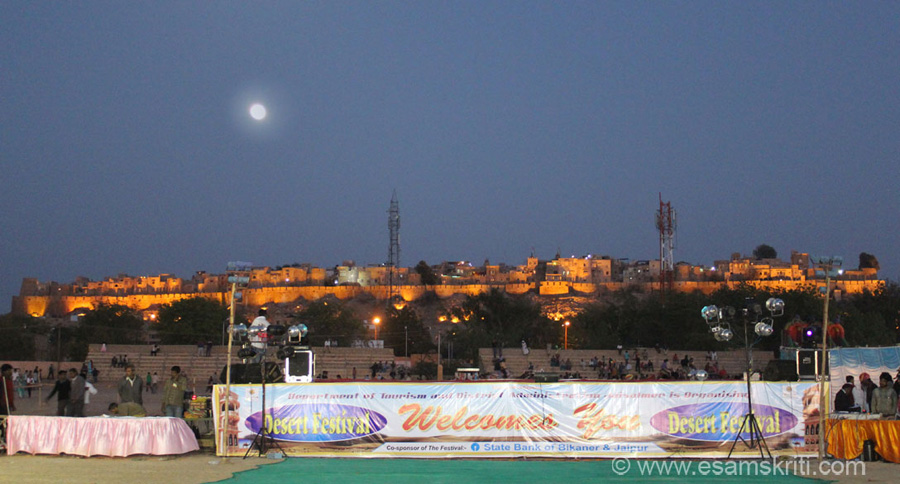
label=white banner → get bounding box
[214,381,820,458]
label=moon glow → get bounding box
[249,103,267,120]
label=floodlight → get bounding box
[715,328,734,342]
[232,323,248,336]
[755,321,774,337]
[765,298,785,316]
[237,346,257,359]
[280,346,295,358]
[695,370,708,381]
[702,305,719,321]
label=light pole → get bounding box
[222,261,251,458]
[701,297,782,459]
[812,255,842,462]
[373,317,381,342]
[564,321,570,350]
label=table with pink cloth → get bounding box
[6,415,200,457]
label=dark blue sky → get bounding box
[2,2,898,310]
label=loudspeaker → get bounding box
[534,372,559,383]
[763,359,799,381]
[796,350,819,379]
[221,363,283,384]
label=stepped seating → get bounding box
[477,347,775,380]
[84,344,395,388]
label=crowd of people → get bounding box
[0,361,195,421]
[834,370,900,416]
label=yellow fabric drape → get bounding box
[827,419,900,463]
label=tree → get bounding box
[156,297,229,345]
[753,244,778,260]
[293,301,365,347]
[415,260,439,285]
[76,303,145,345]
[449,289,552,361]
[0,314,37,360]
[859,252,880,270]
[382,306,435,356]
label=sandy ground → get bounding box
[2,379,897,483]
[2,377,276,484]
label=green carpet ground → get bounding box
[217,458,826,484]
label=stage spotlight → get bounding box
[281,345,295,358]
[233,323,248,336]
[268,325,286,337]
[237,346,257,359]
[766,298,785,316]
[714,328,733,342]
[695,370,708,381]
[755,321,774,337]
[702,305,719,321]
[289,324,308,338]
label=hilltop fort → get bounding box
[12,250,881,319]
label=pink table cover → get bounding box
[6,415,200,457]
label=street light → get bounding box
[564,320,570,350]
[373,317,381,341]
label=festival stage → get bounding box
[214,380,821,458]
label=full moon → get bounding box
[249,103,267,121]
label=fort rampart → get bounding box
[12,279,883,318]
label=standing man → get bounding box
[249,309,270,364]
[68,368,86,417]
[870,372,898,417]
[45,370,70,416]
[161,366,187,418]
[1,364,15,415]
[117,364,143,407]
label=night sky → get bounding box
[2,2,898,310]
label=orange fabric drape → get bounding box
[827,419,900,463]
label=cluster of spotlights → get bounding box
[701,298,784,341]
[231,323,309,360]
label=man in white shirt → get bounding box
[848,375,867,412]
[249,309,270,364]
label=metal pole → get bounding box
[221,282,237,458]
[56,327,61,373]
[405,325,408,357]
[818,270,831,461]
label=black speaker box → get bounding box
[221,363,283,384]
[534,372,559,383]
[763,359,799,381]
[796,350,821,378]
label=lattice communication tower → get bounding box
[387,190,400,305]
[656,193,676,297]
